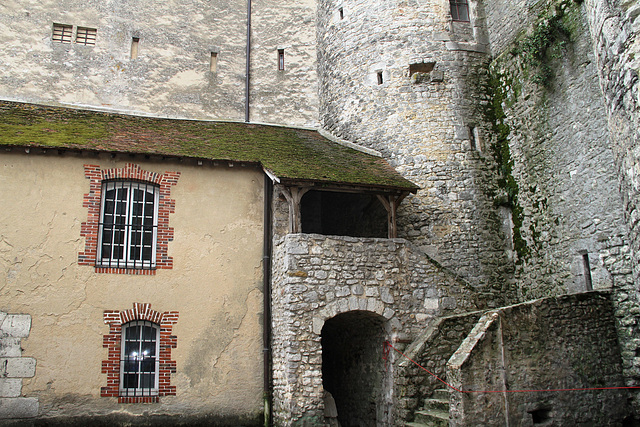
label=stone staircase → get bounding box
[405,389,450,427]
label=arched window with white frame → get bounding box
[120,320,160,397]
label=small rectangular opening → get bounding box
[278,49,285,70]
[528,408,551,424]
[339,7,344,19]
[450,0,470,22]
[377,71,383,85]
[131,37,140,59]
[210,52,218,72]
[409,62,435,76]
[582,253,593,291]
[469,126,477,150]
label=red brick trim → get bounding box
[101,303,179,403]
[79,164,180,274]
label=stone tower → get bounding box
[316,0,513,302]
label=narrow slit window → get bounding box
[339,7,344,19]
[278,49,285,70]
[469,126,477,150]
[131,37,140,59]
[450,0,470,22]
[582,253,593,291]
[76,27,97,46]
[52,23,73,43]
[210,52,218,72]
[377,71,383,85]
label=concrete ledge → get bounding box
[0,397,38,419]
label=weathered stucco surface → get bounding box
[0,152,264,421]
[0,0,319,127]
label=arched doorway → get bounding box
[321,310,389,426]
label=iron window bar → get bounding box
[97,181,159,269]
[120,320,160,397]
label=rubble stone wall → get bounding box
[270,233,481,425]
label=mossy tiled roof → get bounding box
[0,101,417,192]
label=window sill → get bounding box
[95,267,157,275]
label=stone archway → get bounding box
[321,310,389,427]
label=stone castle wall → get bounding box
[484,0,639,411]
[316,0,514,301]
[270,233,483,425]
[448,292,629,426]
[0,0,319,126]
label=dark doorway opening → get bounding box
[301,190,387,238]
[321,311,387,427]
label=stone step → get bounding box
[431,389,450,401]
[405,423,430,427]
[423,397,449,412]
[414,409,450,427]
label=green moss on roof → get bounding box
[0,101,417,192]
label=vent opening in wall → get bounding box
[528,407,551,424]
[52,23,73,43]
[278,49,285,70]
[582,253,593,291]
[377,71,383,85]
[339,7,344,19]
[409,62,435,76]
[131,37,140,59]
[76,27,97,45]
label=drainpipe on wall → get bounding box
[263,176,273,426]
[245,0,252,123]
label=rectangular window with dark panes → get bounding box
[450,0,470,22]
[98,181,159,269]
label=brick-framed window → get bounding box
[79,164,180,275]
[52,23,73,43]
[102,303,179,403]
[450,0,470,22]
[98,181,159,270]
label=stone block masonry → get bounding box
[0,312,38,419]
[448,291,629,426]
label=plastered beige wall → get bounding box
[0,151,264,419]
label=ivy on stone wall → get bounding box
[511,0,582,86]
[486,67,530,263]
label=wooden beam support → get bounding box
[281,186,311,234]
[377,192,410,238]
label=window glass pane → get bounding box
[458,5,469,21]
[123,373,138,389]
[142,325,156,341]
[140,373,155,389]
